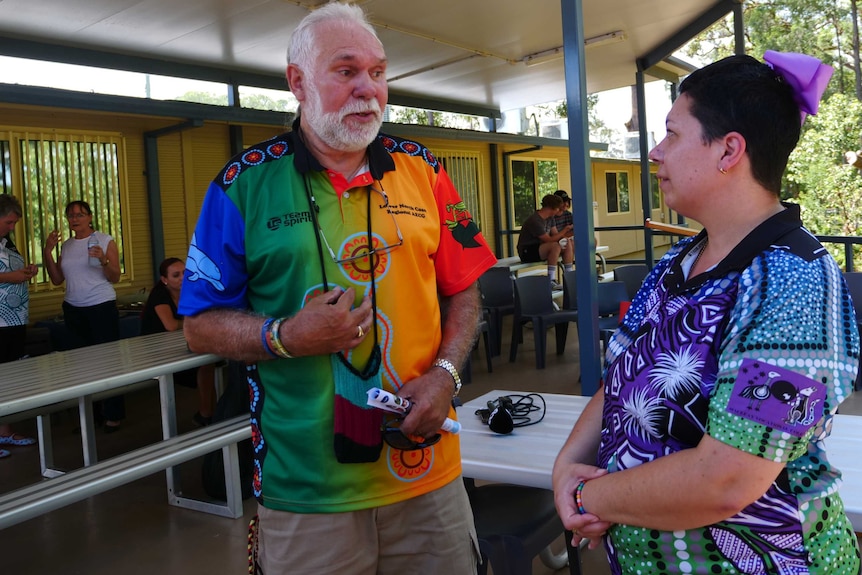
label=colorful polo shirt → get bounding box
[600,204,861,574]
[179,126,496,513]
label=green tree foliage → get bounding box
[685,1,861,267]
[786,93,862,266]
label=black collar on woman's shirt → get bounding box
[663,202,808,294]
[289,116,396,181]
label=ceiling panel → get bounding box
[0,0,730,113]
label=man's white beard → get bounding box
[303,84,382,152]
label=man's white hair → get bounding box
[287,1,381,72]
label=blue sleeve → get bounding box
[178,183,250,316]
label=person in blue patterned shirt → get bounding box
[553,52,860,575]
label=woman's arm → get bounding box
[100,240,121,283]
[577,433,783,532]
[42,231,64,285]
[154,304,182,331]
[552,390,609,545]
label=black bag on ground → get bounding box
[201,360,254,501]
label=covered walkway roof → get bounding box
[0,0,742,393]
[0,0,735,117]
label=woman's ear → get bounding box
[719,131,747,173]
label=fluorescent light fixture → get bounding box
[584,30,627,49]
[522,30,627,67]
[523,47,564,67]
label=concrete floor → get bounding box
[2,320,860,574]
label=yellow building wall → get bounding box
[3,101,667,321]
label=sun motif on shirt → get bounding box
[385,445,433,481]
[338,235,391,283]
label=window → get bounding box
[650,172,662,212]
[605,171,630,214]
[438,153,483,227]
[0,140,10,194]
[512,159,558,225]
[1,129,129,287]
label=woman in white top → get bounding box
[43,200,124,431]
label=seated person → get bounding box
[141,258,215,426]
[517,194,574,288]
[552,189,573,235]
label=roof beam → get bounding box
[636,0,740,72]
[0,35,501,120]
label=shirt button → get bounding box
[343,191,350,199]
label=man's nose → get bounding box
[352,73,379,99]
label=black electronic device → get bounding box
[474,393,546,435]
[486,396,515,434]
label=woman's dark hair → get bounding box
[679,54,801,195]
[65,200,95,229]
[153,257,184,291]
[65,200,92,217]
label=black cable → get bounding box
[505,393,546,428]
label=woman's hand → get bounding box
[43,230,60,254]
[553,462,611,549]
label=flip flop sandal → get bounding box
[0,449,10,458]
[0,434,37,446]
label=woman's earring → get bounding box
[718,166,728,175]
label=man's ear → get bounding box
[719,131,747,172]
[286,65,306,103]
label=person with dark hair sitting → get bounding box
[141,258,215,426]
[517,193,574,289]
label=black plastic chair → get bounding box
[466,480,581,575]
[478,267,515,357]
[562,270,579,312]
[477,313,493,373]
[597,280,630,347]
[843,272,862,390]
[612,263,649,301]
[509,276,579,369]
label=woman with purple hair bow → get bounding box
[553,52,861,574]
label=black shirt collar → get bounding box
[664,202,803,292]
[289,116,395,181]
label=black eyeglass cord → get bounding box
[303,174,380,346]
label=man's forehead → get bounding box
[313,21,386,64]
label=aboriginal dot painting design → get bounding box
[246,363,266,499]
[385,441,434,482]
[220,137,291,187]
[378,135,439,172]
[601,248,860,575]
[335,232,394,285]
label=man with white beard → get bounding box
[178,2,495,573]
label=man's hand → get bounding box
[280,287,374,357]
[395,368,455,439]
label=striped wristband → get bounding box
[574,480,587,515]
[267,317,295,359]
[261,318,277,358]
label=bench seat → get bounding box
[0,415,251,529]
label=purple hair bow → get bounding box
[764,50,833,124]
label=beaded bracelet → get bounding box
[261,318,277,358]
[575,480,587,515]
[267,317,295,359]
